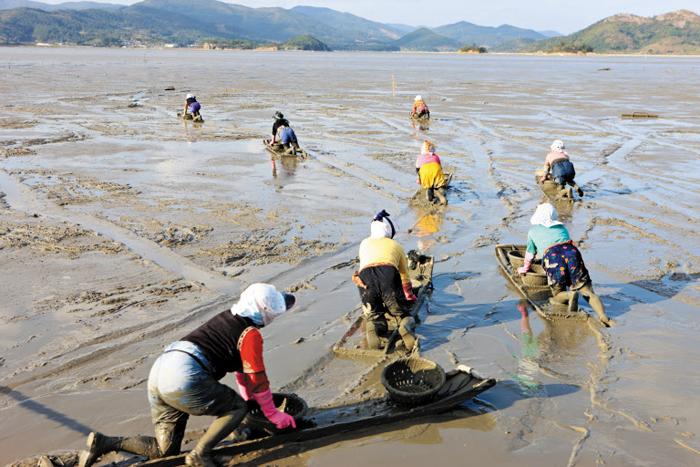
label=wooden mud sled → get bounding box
[140,364,496,467]
[263,139,308,158]
[333,252,434,359]
[177,112,204,122]
[621,112,659,119]
[494,244,592,323]
[534,169,575,203]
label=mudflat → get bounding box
[2,48,700,467]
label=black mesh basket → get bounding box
[381,357,446,406]
[244,393,308,435]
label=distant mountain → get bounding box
[522,9,700,54]
[433,21,546,48]
[290,6,404,41]
[394,27,461,51]
[385,23,418,33]
[538,30,563,38]
[0,0,121,11]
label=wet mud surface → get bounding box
[2,48,700,467]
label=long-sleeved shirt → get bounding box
[359,237,411,284]
[526,224,571,256]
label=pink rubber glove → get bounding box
[518,252,536,275]
[253,389,296,430]
[403,283,417,301]
[235,372,255,401]
[539,176,546,184]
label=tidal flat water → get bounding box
[1,48,700,466]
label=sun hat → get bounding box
[273,111,284,120]
[415,95,422,101]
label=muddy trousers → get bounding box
[551,282,609,323]
[357,265,416,350]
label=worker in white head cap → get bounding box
[78,283,298,467]
[352,210,418,352]
[411,95,430,119]
[539,139,584,198]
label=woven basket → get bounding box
[381,357,446,406]
[244,393,307,435]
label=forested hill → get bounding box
[522,10,700,54]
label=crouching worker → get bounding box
[353,210,418,352]
[184,94,201,118]
[269,111,302,155]
[518,203,612,326]
[416,140,447,205]
[411,95,430,119]
[539,139,583,198]
[78,283,297,467]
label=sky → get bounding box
[39,0,700,34]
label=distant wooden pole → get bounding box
[392,75,396,98]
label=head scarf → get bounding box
[370,209,397,239]
[415,95,422,101]
[550,139,566,154]
[186,94,195,99]
[530,203,563,228]
[421,140,436,155]
[230,283,296,327]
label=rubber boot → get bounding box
[364,319,382,350]
[79,432,161,467]
[185,411,246,467]
[292,142,301,154]
[568,290,579,312]
[579,284,613,326]
[435,188,447,205]
[426,187,434,203]
[573,183,584,197]
[398,316,417,352]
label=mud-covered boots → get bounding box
[426,187,435,203]
[435,187,447,205]
[398,316,417,352]
[364,319,382,350]
[568,291,579,312]
[573,183,584,197]
[78,432,161,467]
[185,411,245,467]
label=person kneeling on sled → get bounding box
[352,210,418,352]
[517,203,612,326]
[416,140,447,205]
[78,283,297,467]
[411,95,430,119]
[539,139,584,198]
[184,94,201,118]
[270,111,301,155]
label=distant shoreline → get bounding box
[2,44,700,58]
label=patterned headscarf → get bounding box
[550,139,567,154]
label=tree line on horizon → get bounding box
[0,0,699,54]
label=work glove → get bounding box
[253,388,296,430]
[517,265,530,275]
[235,372,255,401]
[539,176,546,184]
[403,283,417,302]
